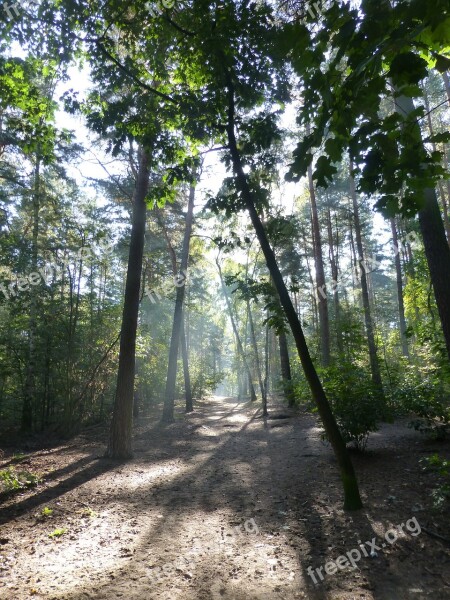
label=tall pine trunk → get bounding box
[279,331,293,406]
[391,218,409,357]
[216,258,257,402]
[247,299,268,415]
[307,132,331,366]
[107,147,150,458]
[326,207,343,353]
[349,160,384,394]
[225,71,362,510]
[157,209,193,412]
[22,153,41,431]
[161,183,196,423]
[181,321,193,412]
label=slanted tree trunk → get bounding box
[394,93,450,362]
[216,258,257,401]
[349,160,384,395]
[391,218,409,357]
[225,71,362,510]
[441,147,450,246]
[423,91,450,248]
[107,147,150,458]
[162,182,196,423]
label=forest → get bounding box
[0,0,449,598]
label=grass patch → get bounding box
[48,528,67,539]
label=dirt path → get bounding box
[1,397,449,599]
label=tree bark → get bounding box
[162,183,196,423]
[307,128,331,366]
[156,208,193,411]
[423,90,450,248]
[278,330,294,406]
[391,218,409,357]
[107,147,150,458]
[349,160,384,394]
[225,70,362,510]
[22,152,41,431]
[443,72,450,107]
[326,206,343,353]
[181,319,193,412]
[247,299,268,415]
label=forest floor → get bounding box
[0,396,449,600]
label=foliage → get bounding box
[48,528,67,538]
[421,453,450,510]
[320,363,384,450]
[191,368,225,401]
[0,467,40,492]
[284,0,450,217]
[291,360,384,450]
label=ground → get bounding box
[0,396,449,600]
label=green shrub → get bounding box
[387,366,450,439]
[192,370,225,400]
[321,362,385,450]
[291,361,383,450]
[0,467,40,492]
[421,453,450,510]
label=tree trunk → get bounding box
[156,208,193,412]
[394,93,450,361]
[443,72,450,106]
[162,183,196,423]
[307,130,331,366]
[263,314,269,413]
[349,160,384,394]
[225,71,362,510]
[181,319,193,412]
[391,218,409,357]
[107,147,150,458]
[247,299,268,415]
[216,258,257,401]
[423,90,450,248]
[302,231,319,338]
[326,207,343,353]
[279,331,294,406]
[22,153,41,431]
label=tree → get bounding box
[349,159,384,394]
[216,256,257,402]
[307,128,331,366]
[285,0,450,361]
[223,69,362,509]
[161,180,196,423]
[107,147,150,458]
[156,206,193,412]
[390,217,409,357]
